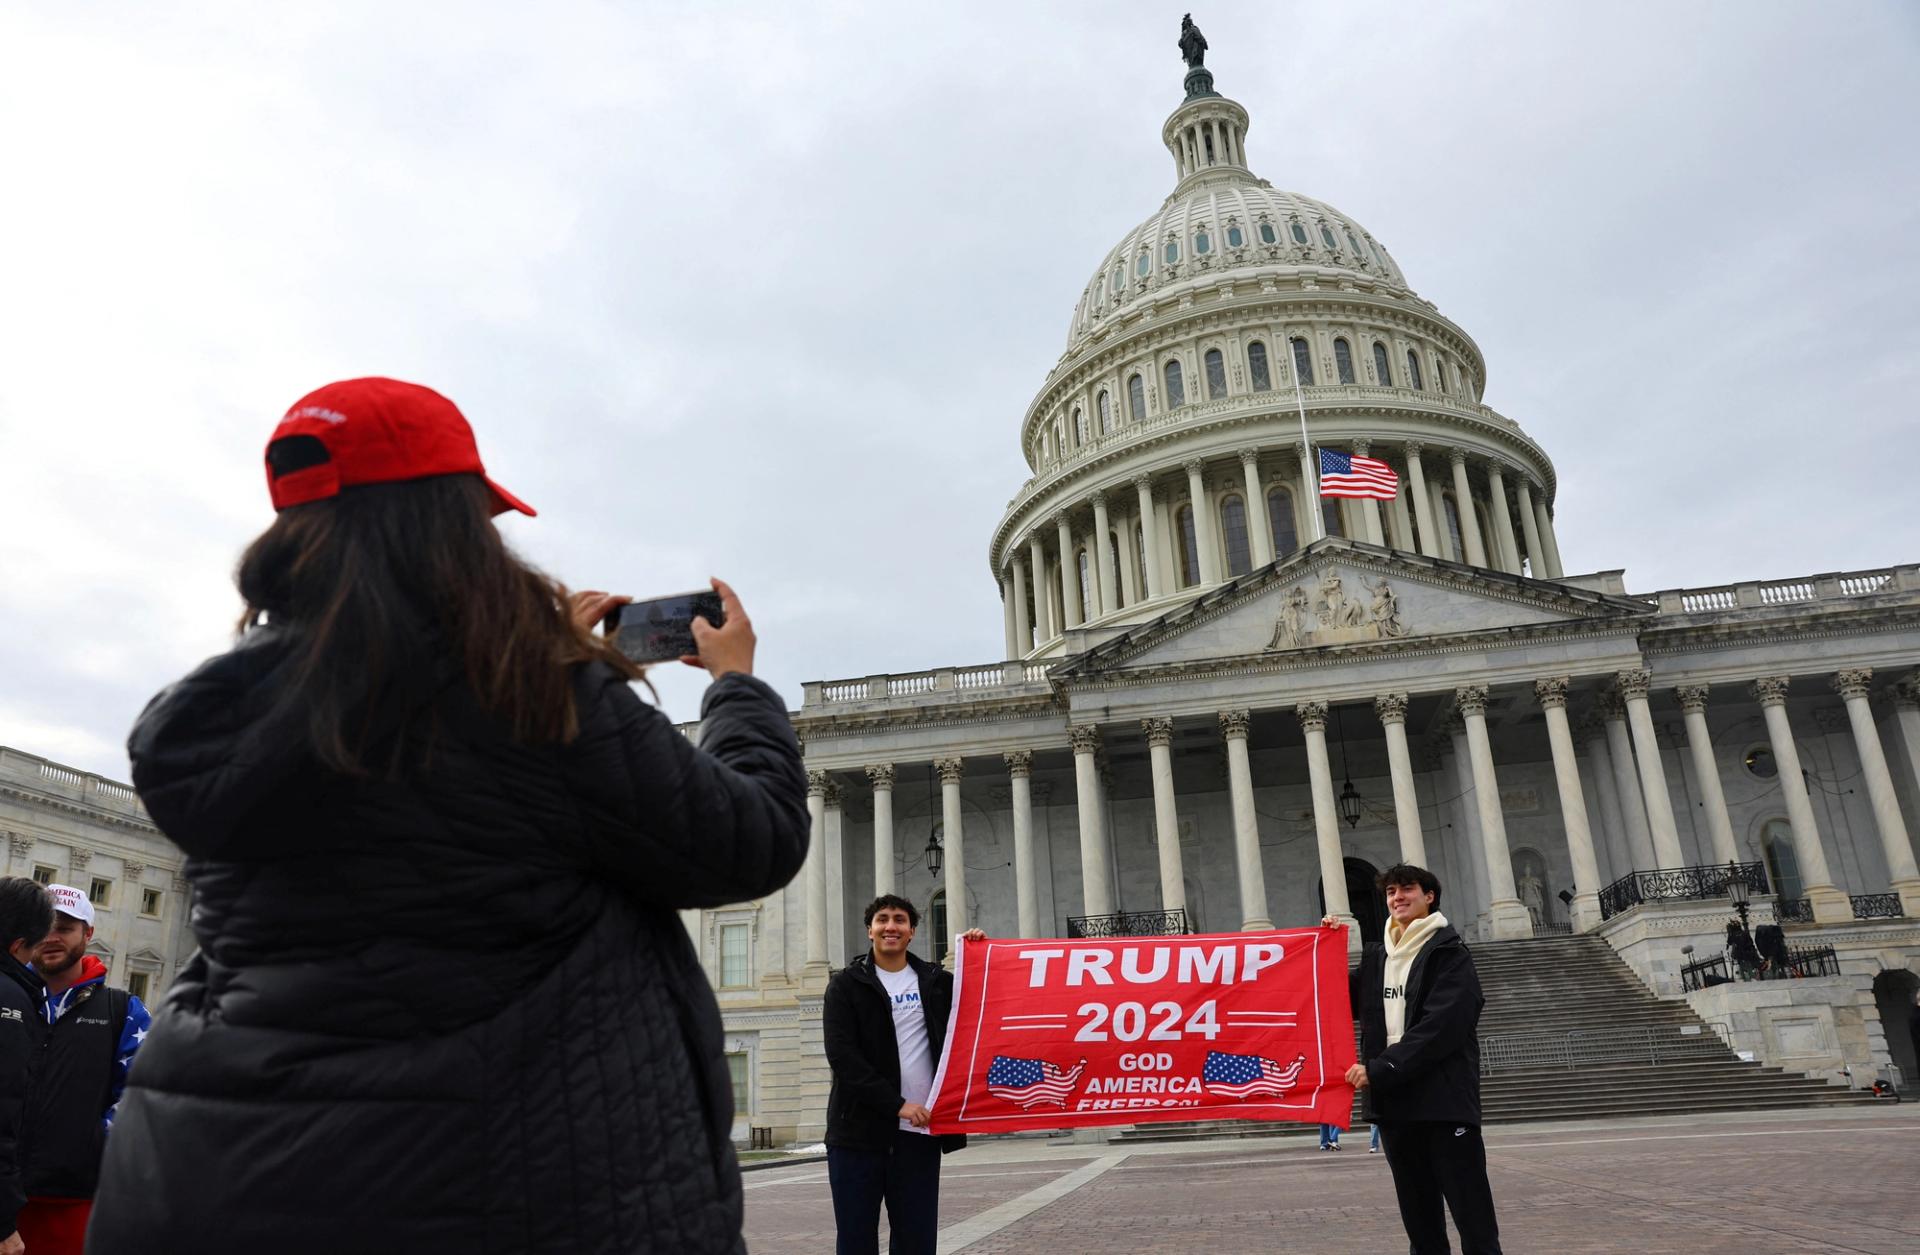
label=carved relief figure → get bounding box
[1265,584,1314,650]
[1368,578,1407,638]
[1318,570,1367,628]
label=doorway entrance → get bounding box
[1872,968,1919,1089]
[1320,857,1385,944]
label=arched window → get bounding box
[1373,341,1392,387]
[1110,265,1124,295]
[1078,548,1092,616]
[1177,506,1200,587]
[1109,532,1125,608]
[1319,223,1338,250]
[1204,348,1227,400]
[1291,337,1315,386]
[1334,338,1354,385]
[928,887,949,963]
[1097,390,1112,434]
[1290,220,1308,244]
[1258,222,1277,244]
[1072,407,1088,446]
[1226,225,1244,248]
[1194,230,1211,255]
[1267,487,1299,557]
[1134,523,1148,595]
[1164,359,1185,409]
[1431,357,1447,395]
[1136,251,1150,277]
[1761,819,1802,901]
[1247,341,1272,392]
[1128,373,1146,421]
[1220,496,1251,576]
[1345,228,1363,256]
[1406,349,1425,391]
[1164,239,1180,265]
[1443,493,1465,559]
[1321,498,1345,539]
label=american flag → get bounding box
[1319,448,1399,500]
[986,1055,1087,1110]
[1202,1051,1306,1099]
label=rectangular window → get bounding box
[726,1052,750,1114]
[88,877,112,908]
[719,923,751,989]
[127,972,150,1001]
[141,888,163,917]
[31,866,55,886]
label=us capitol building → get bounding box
[687,28,1920,1145]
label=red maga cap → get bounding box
[264,377,535,517]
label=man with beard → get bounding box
[16,885,150,1254]
[0,878,55,1255]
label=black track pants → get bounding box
[1377,1120,1502,1254]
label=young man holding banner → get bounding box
[1331,864,1502,1254]
[823,895,984,1255]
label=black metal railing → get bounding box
[1066,909,1190,938]
[1777,897,1815,923]
[1680,954,1731,992]
[1597,862,1771,920]
[1784,944,1841,977]
[1851,893,1902,919]
[1532,921,1573,937]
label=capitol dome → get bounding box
[988,51,1569,662]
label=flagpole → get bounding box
[1291,346,1322,541]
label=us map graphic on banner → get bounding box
[927,927,1356,1135]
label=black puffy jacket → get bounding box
[86,627,808,1255]
[1349,924,1484,1125]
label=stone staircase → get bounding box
[1109,932,1872,1144]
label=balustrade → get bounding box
[1596,862,1770,921]
[1066,909,1190,939]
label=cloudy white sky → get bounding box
[2,1,1916,779]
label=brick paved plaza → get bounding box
[742,1106,1920,1253]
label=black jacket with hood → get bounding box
[0,955,42,1237]
[823,951,965,1154]
[85,626,809,1255]
[1349,921,1485,1125]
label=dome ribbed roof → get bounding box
[1067,178,1408,348]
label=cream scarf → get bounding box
[1382,911,1449,1047]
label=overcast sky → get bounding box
[2,1,1917,780]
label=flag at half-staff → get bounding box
[1318,448,1399,500]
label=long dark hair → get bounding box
[235,474,643,775]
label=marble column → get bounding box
[1675,687,1739,866]
[803,771,830,977]
[1485,460,1521,574]
[1534,497,1566,577]
[1616,670,1685,867]
[1143,717,1187,919]
[1404,442,1441,558]
[824,783,847,967]
[1000,573,1017,657]
[1004,751,1040,939]
[1457,686,1531,938]
[1536,678,1602,931]
[1133,475,1166,600]
[1090,491,1116,618]
[1446,720,1491,924]
[1387,476,1415,553]
[1600,691,1656,870]
[1514,478,1546,579]
[1579,714,1630,884]
[1010,554,1033,654]
[1069,726,1112,917]
[1220,710,1272,929]
[1893,678,1920,817]
[1055,512,1083,628]
[1295,443,1322,542]
[1240,450,1275,568]
[1834,670,1920,915]
[1027,534,1054,642]
[1298,701,1356,930]
[1750,678,1848,922]
[937,757,968,944]
[1448,450,1488,567]
[1184,459,1222,582]
[1352,440,1385,545]
[1375,693,1426,865]
[866,764,896,899]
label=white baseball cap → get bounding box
[46,884,93,927]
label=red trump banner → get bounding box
[927,927,1355,1135]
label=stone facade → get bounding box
[0,747,195,1000]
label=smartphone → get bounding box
[605,589,726,664]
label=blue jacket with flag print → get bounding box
[24,952,151,1199]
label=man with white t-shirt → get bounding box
[823,895,984,1255]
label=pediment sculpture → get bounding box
[1265,572,1409,651]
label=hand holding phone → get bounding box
[606,578,755,680]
